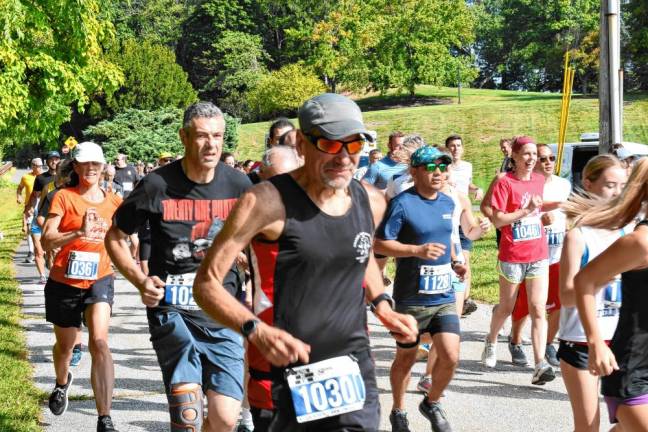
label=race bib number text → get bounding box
[598,278,622,318]
[165,273,199,310]
[512,217,542,242]
[65,251,100,280]
[418,263,452,295]
[287,356,365,423]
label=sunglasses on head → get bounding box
[539,155,556,163]
[305,134,364,155]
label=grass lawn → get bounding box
[236,86,648,190]
[0,186,41,431]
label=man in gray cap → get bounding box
[193,93,417,431]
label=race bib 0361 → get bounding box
[65,250,100,280]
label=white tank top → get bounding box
[558,226,623,342]
[447,187,465,264]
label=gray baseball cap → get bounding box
[298,93,373,141]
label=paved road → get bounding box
[16,240,613,431]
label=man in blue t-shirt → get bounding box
[375,145,460,432]
[362,131,406,190]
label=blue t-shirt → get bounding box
[377,188,456,306]
[362,156,407,190]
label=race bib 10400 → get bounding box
[418,263,452,295]
[286,355,366,423]
[65,250,100,280]
[165,273,199,310]
[512,216,542,242]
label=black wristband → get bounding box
[370,293,395,312]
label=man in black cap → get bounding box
[193,93,418,431]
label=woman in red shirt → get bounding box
[42,142,122,432]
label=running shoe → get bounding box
[97,415,119,432]
[24,252,34,263]
[70,344,83,367]
[545,343,560,367]
[417,375,432,393]
[417,343,430,361]
[508,338,529,366]
[389,409,412,432]
[419,398,453,432]
[532,361,556,385]
[383,276,393,287]
[48,372,73,416]
[481,339,497,368]
[462,298,478,316]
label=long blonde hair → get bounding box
[565,157,648,229]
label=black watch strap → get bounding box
[241,319,260,339]
[370,293,395,312]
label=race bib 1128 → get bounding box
[418,263,452,295]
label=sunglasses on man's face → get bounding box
[539,155,556,163]
[306,134,364,155]
[421,162,449,173]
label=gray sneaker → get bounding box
[508,341,529,366]
[532,361,556,385]
[545,343,560,367]
[419,398,453,432]
[389,409,411,432]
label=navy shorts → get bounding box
[147,307,245,400]
[557,340,589,370]
[458,226,473,252]
[268,349,379,432]
[395,302,460,348]
[45,275,114,328]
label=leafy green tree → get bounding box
[100,38,197,114]
[83,107,239,162]
[203,31,269,120]
[246,63,326,119]
[624,0,648,90]
[368,0,476,96]
[176,0,256,95]
[0,0,122,147]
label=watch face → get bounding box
[243,319,258,336]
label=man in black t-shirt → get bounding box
[106,102,251,432]
[112,154,138,197]
[192,93,418,431]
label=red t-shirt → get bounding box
[491,172,548,263]
[48,187,122,289]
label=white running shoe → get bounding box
[481,339,497,368]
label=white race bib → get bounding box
[418,263,452,295]
[286,355,365,423]
[546,227,565,248]
[165,273,199,310]
[598,278,622,318]
[65,251,100,280]
[512,216,542,242]
[122,181,133,192]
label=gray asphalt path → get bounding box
[16,239,613,431]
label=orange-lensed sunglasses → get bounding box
[306,134,364,155]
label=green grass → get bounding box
[0,186,42,432]
[236,85,648,190]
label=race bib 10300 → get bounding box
[65,250,100,280]
[286,355,366,423]
[165,273,199,310]
[418,263,452,295]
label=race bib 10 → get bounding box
[165,273,199,310]
[598,278,622,318]
[512,216,542,242]
[65,251,100,280]
[286,355,366,423]
[418,263,452,295]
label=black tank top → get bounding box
[268,174,374,366]
[602,219,648,398]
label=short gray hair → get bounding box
[183,102,223,130]
[392,134,426,164]
[262,145,300,167]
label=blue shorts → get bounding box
[31,222,42,235]
[452,274,465,293]
[147,308,245,400]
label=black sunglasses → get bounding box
[539,155,556,163]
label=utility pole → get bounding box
[599,0,622,154]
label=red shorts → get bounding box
[512,262,560,322]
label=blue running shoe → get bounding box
[70,344,82,367]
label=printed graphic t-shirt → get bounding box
[113,160,252,328]
[48,187,122,289]
[491,171,548,263]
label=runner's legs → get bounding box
[85,302,114,416]
[560,359,600,432]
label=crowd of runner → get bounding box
[15,94,648,432]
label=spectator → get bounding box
[158,152,174,167]
[101,165,124,197]
[17,158,42,262]
[221,152,236,168]
[113,153,138,197]
[266,118,294,148]
[500,138,514,173]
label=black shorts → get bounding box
[268,349,379,432]
[45,275,115,328]
[139,239,151,261]
[251,407,273,432]
[557,340,589,370]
